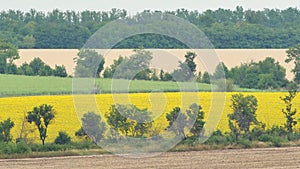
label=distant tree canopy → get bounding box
[1,7,300,49]
[227,57,288,89]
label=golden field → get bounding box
[0,92,299,143]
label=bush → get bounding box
[205,130,230,145]
[238,138,251,148]
[16,141,31,154]
[1,142,17,154]
[270,136,286,147]
[55,131,71,145]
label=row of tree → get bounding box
[75,46,300,90]
[0,42,68,77]
[1,86,298,148]
[1,7,300,48]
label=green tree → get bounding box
[29,57,45,75]
[21,35,36,48]
[54,131,71,144]
[0,42,19,74]
[53,65,68,77]
[286,44,300,84]
[106,104,153,140]
[184,52,197,76]
[78,112,106,143]
[202,71,210,84]
[0,118,15,142]
[103,56,124,78]
[26,104,55,145]
[280,83,298,133]
[196,71,202,83]
[166,107,188,139]
[228,94,259,141]
[213,62,228,79]
[172,52,197,81]
[112,49,153,80]
[18,62,34,76]
[74,49,105,77]
[186,103,205,138]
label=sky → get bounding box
[0,0,299,14]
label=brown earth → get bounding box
[1,147,300,169]
[15,49,294,80]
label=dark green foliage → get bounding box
[26,104,55,145]
[0,118,15,142]
[172,52,197,82]
[0,42,19,74]
[53,65,68,77]
[186,103,205,137]
[109,49,153,80]
[286,44,300,84]
[103,56,124,78]
[106,104,153,139]
[202,72,210,84]
[229,57,288,89]
[213,62,228,79]
[280,84,298,133]
[78,112,106,143]
[17,58,68,77]
[205,130,229,145]
[228,94,259,141]
[166,107,188,139]
[54,131,71,145]
[1,8,300,49]
[74,49,105,77]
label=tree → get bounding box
[166,107,188,139]
[112,49,153,80]
[78,112,106,143]
[0,118,15,142]
[196,71,202,83]
[106,104,153,140]
[29,57,45,75]
[103,56,124,78]
[0,42,19,74]
[186,103,205,138]
[184,52,197,76]
[21,35,36,48]
[202,71,210,84]
[171,52,197,81]
[286,44,300,84]
[55,131,71,144]
[74,49,105,77]
[228,94,259,141]
[53,65,68,77]
[280,83,298,133]
[26,104,55,145]
[229,58,288,89]
[213,62,228,79]
[18,62,34,76]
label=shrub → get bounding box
[238,138,251,148]
[55,131,71,145]
[16,141,31,154]
[270,136,286,147]
[1,142,17,154]
[205,130,229,145]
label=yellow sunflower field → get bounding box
[0,92,299,143]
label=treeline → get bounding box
[0,87,299,155]
[74,47,299,90]
[1,7,300,48]
[0,42,67,77]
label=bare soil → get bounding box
[1,147,300,169]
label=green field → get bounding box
[0,74,259,97]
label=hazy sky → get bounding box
[0,0,299,14]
